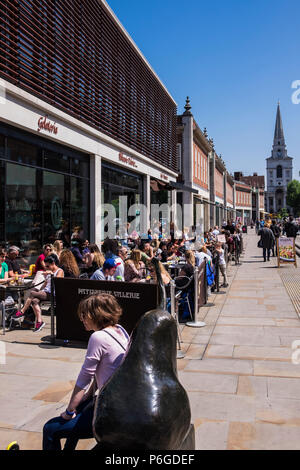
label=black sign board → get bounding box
[54,278,158,342]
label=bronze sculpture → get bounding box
[93,258,195,450]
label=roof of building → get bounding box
[240,174,265,189]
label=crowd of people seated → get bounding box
[0,220,245,331]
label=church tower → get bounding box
[266,103,293,214]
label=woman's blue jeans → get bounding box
[43,397,95,450]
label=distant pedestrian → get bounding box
[255,220,259,234]
[258,226,275,262]
[215,242,228,287]
[284,216,298,239]
[270,220,281,257]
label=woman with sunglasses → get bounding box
[14,255,64,332]
[33,244,54,274]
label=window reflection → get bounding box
[0,126,90,258]
[6,163,40,243]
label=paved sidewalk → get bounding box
[179,230,300,450]
[1,230,300,450]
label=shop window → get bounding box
[70,177,89,240]
[42,171,69,244]
[44,150,69,173]
[0,135,5,156]
[7,137,42,167]
[102,164,143,238]
[5,163,42,250]
[0,161,4,242]
[70,157,89,178]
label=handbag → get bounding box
[257,239,263,248]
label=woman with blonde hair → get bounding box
[84,244,105,276]
[59,249,80,278]
[53,240,64,259]
[146,260,171,286]
[124,249,146,282]
[185,250,195,267]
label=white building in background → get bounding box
[266,103,293,214]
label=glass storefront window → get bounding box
[102,163,143,239]
[70,157,89,178]
[0,135,5,157]
[70,176,90,240]
[0,124,90,258]
[7,137,42,167]
[43,171,69,245]
[5,163,42,252]
[44,149,70,173]
[0,161,4,242]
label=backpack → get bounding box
[206,262,215,286]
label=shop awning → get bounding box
[150,178,199,194]
[168,181,199,194]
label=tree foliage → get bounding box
[287,180,300,216]
[278,208,289,219]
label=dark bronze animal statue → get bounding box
[93,258,195,450]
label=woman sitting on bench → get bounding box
[42,293,130,450]
[14,255,64,332]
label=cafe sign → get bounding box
[277,237,297,267]
[37,115,58,134]
[119,152,137,168]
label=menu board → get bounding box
[277,237,297,267]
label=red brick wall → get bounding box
[215,168,224,199]
[193,143,208,189]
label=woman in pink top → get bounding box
[34,244,53,273]
[43,294,129,450]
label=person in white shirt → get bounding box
[194,243,212,267]
[90,259,117,281]
[212,226,220,237]
[215,242,228,287]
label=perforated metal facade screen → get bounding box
[0,0,177,171]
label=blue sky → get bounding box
[107,0,300,180]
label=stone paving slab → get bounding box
[1,231,300,450]
[227,421,300,450]
[209,333,282,347]
[233,345,292,362]
[178,371,238,394]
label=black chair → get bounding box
[0,287,19,332]
[174,275,194,322]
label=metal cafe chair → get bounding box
[173,275,195,322]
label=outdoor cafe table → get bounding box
[7,279,33,310]
[163,262,186,278]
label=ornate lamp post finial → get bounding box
[184,96,192,115]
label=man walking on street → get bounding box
[284,216,299,239]
[258,224,275,262]
[270,220,281,257]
